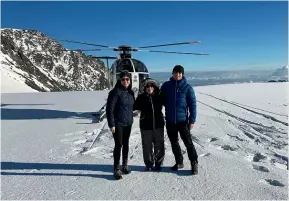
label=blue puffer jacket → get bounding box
[160,76,197,124]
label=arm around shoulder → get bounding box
[133,94,143,111]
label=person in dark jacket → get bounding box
[160,65,198,175]
[106,70,135,180]
[134,78,165,171]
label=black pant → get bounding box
[113,125,132,167]
[140,128,165,168]
[166,121,198,164]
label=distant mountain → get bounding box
[150,69,283,87]
[271,66,288,78]
[1,28,108,92]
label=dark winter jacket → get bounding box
[160,76,197,124]
[134,89,165,130]
[106,80,135,128]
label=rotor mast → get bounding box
[114,46,137,59]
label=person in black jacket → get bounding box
[106,70,135,180]
[134,78,165,171]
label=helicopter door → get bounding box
[130,72,139,97]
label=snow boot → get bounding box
[171,163,184,171]
[122,159,131,175]
[191,161,198,175]
[154,165,162,171]
[113,165,123,180]
[145,167,152,171]
[154,162,162,171]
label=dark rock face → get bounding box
[1,28,108,92]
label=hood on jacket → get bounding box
[142,78,160,94]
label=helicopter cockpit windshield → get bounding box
[117,59,134,72]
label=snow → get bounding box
[1,71,38,93]
[1,82,288,200]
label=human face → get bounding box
[120,76,130,88]
[145,85,154,94]
[173,71,183,81]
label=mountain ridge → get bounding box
[1,28,108,92]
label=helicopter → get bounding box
[57,39,209,122]
[58,39,209,97]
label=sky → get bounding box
[1,1,288,72]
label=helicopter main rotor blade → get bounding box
[138,49,209,55]
[91,56,118,59]
[137,41,201,49]
[58,39,116,49]
[61,48,103,52]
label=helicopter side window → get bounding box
[132,59,148,72]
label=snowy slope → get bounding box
[1,82,288,200]
[1,64,38,93]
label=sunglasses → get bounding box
[145,85,154,88]
[121,78,130,82]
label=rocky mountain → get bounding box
[1,28,108,92]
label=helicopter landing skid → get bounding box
[92,104,107,123]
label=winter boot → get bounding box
[145,167,152,171]
[113,165,123,180]
[171,163,184,171]
[122,159,131,175]
[154,162,162,171]
[191,161,198,175]
[154,165,162,171]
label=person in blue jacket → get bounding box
[106,70,135,180]
[160,65,198,175]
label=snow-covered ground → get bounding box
[1,82,288,200]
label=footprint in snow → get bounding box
[199,153,211,157]
[65,130,87,136]
[260,179,285,187]
[73,139,88,145]
[221,145,237,151]
[252,164,269,172]
[253,153,267,162]
[208,137,218,142]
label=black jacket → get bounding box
[106,80,135,128]
[133,90,165,130]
